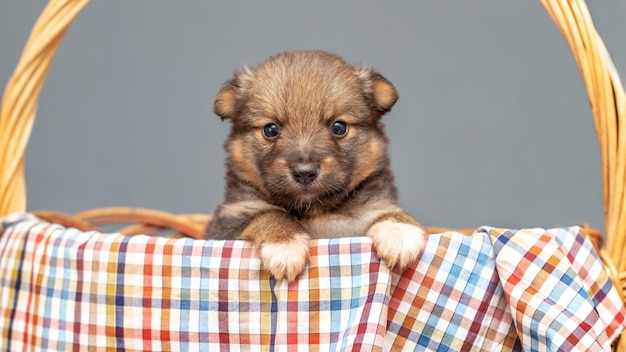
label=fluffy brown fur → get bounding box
[205,51,425,281]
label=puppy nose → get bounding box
[290,163,319,185]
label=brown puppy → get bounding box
[205,51,425,281]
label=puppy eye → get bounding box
[330,120,348,137]
[262,123,280,140]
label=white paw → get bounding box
[259,232,310,281]
[366,220,425,270]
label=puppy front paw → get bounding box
[366,220,425,270]
[259,232,310,281]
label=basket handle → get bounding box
[2,1,622,228]
[541,1,626,269]
[0,0,90,216]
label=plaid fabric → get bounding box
[0,214,623,351]
[485,226,626,351]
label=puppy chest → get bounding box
[300,213,374,239]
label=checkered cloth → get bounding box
[0,214,624,351]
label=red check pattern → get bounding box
[0,214,623,351]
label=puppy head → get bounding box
[216,51,398,213]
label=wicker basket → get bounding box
[1,0,625,349]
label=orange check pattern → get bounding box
[0,214,623,351]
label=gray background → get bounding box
[1,1,625,233]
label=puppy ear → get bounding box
[214,66,255,120]
[371,74,399,113]
[214,82,238,120]
[355,66,399,115]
